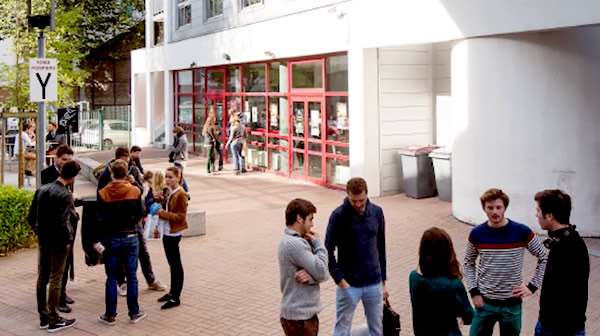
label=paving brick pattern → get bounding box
[1,149,598,335]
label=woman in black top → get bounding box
[409,227,474,336]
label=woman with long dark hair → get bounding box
[409,227,474,336]
[156,167,188,309]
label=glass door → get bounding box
[290,97,325,182]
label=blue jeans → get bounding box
[535,321,585,336]
[231,141,245,171]
[333,282,383,336]
[103,236,140,318]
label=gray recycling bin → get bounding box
[399,146,439,199]
[429,148,452,202]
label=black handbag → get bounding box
[383,298,401,336]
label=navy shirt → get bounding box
[325,198,387,287]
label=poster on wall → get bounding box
[251,106,258,123]
[270,103,278,127]
[336,102,348,130]
[310,109,320,137]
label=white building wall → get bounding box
[378,45,433,195]
[451,26,600,236]
[354,0,600,49]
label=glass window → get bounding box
[194,96,205,126]
[242,0,262,7]
[194,69,205,93]
[242,96,266,129]
[207,70,224,91]
[269,62,288,93]
[308,102,322,140]
[247,145,267,168]
[227,66,241,92]
[292,62,322,89]
[326,158,350,187]
[308,154,322,179]
[178,96,193,124]
[177,1,191,28]
[292,101,305,137]
[293,151,304,175]
[177,71,193,94]
[327,145,349,157]
[326,55,348,91]
[243,64,266,92]
[269,148,288,173]
[326,96,349,143]
[268,97,288,134]
[207,0,223,18]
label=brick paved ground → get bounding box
[0,148,598,335]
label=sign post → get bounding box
[30,54,58,188]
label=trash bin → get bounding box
[80,195,102,266]
[399,145,439,199]
[429,148,452,202]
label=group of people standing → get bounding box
[169,109,249,176]
[29,145,189,333]
[279,180,590,336]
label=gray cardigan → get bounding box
[278,228,329,320]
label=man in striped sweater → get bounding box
[278,199,329,336]
[464,188,548,336]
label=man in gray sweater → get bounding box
[279,199,329,336]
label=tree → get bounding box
[0,0,144,110]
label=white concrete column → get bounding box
[145,0,154,49]
[451,26,600,236]
[145,72,154,144]
[164,70,173,146]
[348,47,381,197]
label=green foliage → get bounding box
[0,0,144,110]
[0,185,36,255]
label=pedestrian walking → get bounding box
[279,199,329,336]
[409,227,474,336]
[169,127,188,163]
[155,166,189,309]
[40,145,76,313]
[534,190,589,336]
[203,115,218,174]
[28,160,81,332]
[464,188,548,336]
[325,177,388,336]
[96,160,146,325]
[225,116,247,175]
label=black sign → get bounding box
[57,107,79,133]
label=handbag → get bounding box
[383,298,401,336]
[143,214,165,240]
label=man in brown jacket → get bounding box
[96,160,146,325]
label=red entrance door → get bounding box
[290,97,325,183]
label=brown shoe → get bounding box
[148,280,167,291]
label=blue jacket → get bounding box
[325,198,387,287]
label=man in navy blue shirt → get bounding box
[325,177,388,336]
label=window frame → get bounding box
[206,0,224,19]
[241,0,263,9]
[176,0,192,29]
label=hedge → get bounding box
[0,185,36,255]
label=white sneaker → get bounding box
[118,283,127,296]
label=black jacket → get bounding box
[539,227,589,333]
[41,165,74,192]
[96,181,143,239]
[28,181,76,250]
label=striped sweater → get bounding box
[464,220,548,304]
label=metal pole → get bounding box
[98,108,104,150]
[18,118,23,188]
[36,31,45,189]
[1,116,5,184]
